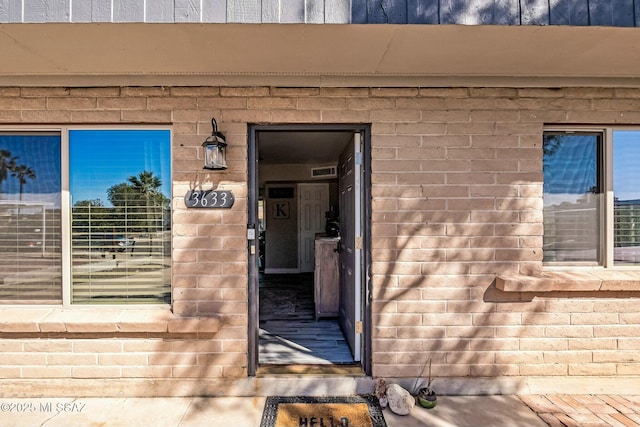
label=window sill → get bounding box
[496,270,640,292]
[0,307,221,335]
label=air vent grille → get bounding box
[311,166,337,178]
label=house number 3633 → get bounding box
[184,190,235,208]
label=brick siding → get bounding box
[0,86,638,394]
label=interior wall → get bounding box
[261,177,339,273]
[264,183,298,271]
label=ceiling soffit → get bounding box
[0,23,639,87]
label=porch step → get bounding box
[253,375,376,397]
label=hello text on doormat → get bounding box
[260,396,387,427]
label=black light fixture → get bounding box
[202,117,227,170]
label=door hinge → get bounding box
[355,152,363,165]
[355,236,363,250]
[355,321,363,334]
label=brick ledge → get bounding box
[0,307,221,335]
[496,270,640,292]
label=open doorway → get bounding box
[248,125,371,376]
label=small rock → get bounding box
[379,396,388,408]
[385,383,415,415]
[375,379,387,408]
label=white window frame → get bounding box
[544,126,640,270]
[0,125,172,307]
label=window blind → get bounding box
[0,133,62,302]
[69,130,171,304]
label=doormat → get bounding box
[260,395,387,427]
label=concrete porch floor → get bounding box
[0,394,637,426]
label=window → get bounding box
[0,133,62,301]
[0,128,171,304]
[543,128,640,267]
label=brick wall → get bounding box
[0,86,639,395]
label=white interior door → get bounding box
[298,183,329,273]
[338,133,362,361]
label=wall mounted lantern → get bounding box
[202,117,227,170]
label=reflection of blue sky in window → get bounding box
[543,134,597,206]
[70,130,171,207]
[544,131,640,206]
[613,131,640,202]
[0,134,61,204]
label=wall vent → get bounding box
[311,165,337,179]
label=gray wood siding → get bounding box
[0,0,16,21]
[549,0,589,26]
[1,0,638,25]
[589,0,635,26]
[147,0,175,22]
[326,0,350,23]
[113,0,143,22]
[174,0,199,22]
[520,0,549,25]
[0,0,349,22]
[202,0,226,23]
[24,0,70,22]
[440,0,520,25]
[71,0,112,22]
[355,0,640,26]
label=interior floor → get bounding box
[258,273,355,365]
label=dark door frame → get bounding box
[247,124,372,376]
